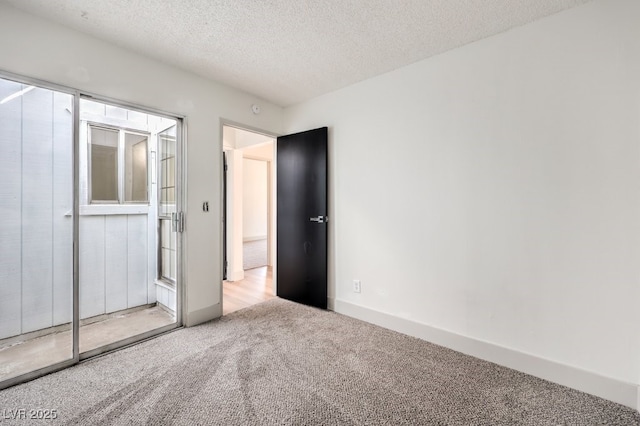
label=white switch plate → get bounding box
[353,280,361,293]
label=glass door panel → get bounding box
[0,78,74,382]
[78,99,177,356]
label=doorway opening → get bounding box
[222,124,276,315]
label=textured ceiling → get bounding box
[3,0,591,106]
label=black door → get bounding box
[277,127,328,309]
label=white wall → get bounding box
[284,0,640,408]
[225,149,245,281]
[243,142,276,267]
[242,158,268,241]
[0,3,283,326]
[243,143,274,161]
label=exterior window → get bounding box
[89,125,148,204]
[125,133,148,202]
[90,127,118,202]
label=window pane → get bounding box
[90,127,118,202]
[124,133,148,202]
[158,130,176,217]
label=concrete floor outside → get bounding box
[0,305,174,383]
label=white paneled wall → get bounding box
[52,91,74,326]
[22,88,55,333]
[0,80,26,340]
[0,80,74,339]
[79,214,152,319]
[156,284,177,313]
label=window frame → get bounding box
[87,123,150,205]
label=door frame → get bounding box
[219,119,279,310]
[0,69,186,390]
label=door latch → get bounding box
[172,212,185,232]
[309,216,327,223]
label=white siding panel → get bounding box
[105,215,128,312]
[147,114,162,132]
[147,183,157,304]
[105,105,127,120]
[127,110,147,125]
[80,99,105,116]
[79,216,106,318]
[167,288,176,312]
[21,88,54,333]
[52,92,73,325]
[157,286,168,307]
[127,215,148,307]
[0,79,23,339]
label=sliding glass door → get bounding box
[0,74,183,387]
[78,99,179,357]
[0,77,74,382]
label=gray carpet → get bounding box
[243,239,268,270]
[0,298,638,425]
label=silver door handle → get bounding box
[310,216,327,223]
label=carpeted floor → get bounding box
[243,239,268,270]
[0,298,638,425]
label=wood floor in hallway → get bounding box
[223,266,274,315]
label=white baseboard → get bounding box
[327,297,335,311]
[184,303,220,327]
[243,235,267,242]
[333,299,639,411]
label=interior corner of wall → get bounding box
[185,303,220,327]
[327,297,335,311]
